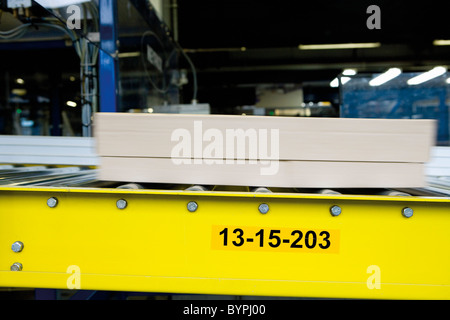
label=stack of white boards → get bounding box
[94,113,436,188]
[0,135,99,166]
[425,147,450,178]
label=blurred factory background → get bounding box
[0,0,449,145]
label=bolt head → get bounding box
[187,201,198,212]
[258,203,270,214]
[330,205,342,216]
[116,199,127,209]
[11,241,24,253]
[402,207,414,218]
[10,262,23,271]
[47,197,58,208]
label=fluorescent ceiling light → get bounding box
[184,47,247,53]
[299,42,381,50]
[12,88,27,96]
[66,100,77,107]
[330,76,351,88]
[433,39,450,46]
[330,78,339,87]
[34,0,90,9]
[369,68,402,86]
[118,52,141,58]
[446,78,450,84]
[342,69,357,76]
[330,69,356,87]
[407,66,447,85]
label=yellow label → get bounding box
[211,226,340,254]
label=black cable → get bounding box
[31,0,198,103]
[140,30,199,103]
[31,0,116,61]
[174,40,198,103]
[140,30,171,94]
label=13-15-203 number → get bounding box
[218,228,331,250]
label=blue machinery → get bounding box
[341,74,450,146]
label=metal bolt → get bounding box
[11,241,24,253]
[402,207,414,218]
[258,203,269,214]
[116,199,127,210]
[187,201,198,212]
[10,263,22,271]
[330,205,342,216]
[47,197,58,208]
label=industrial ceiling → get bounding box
[175,0,450,106]
[2,0,450,112]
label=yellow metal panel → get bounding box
[0,186,449,299]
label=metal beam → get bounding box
[0,186,449,299]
